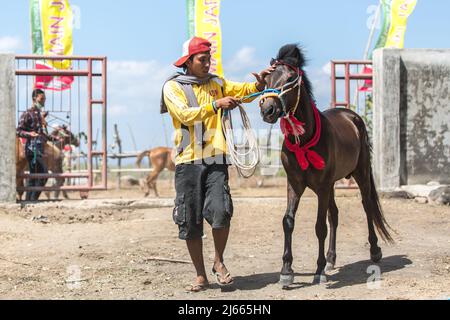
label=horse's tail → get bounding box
[357,116,395,244]
[136,150,151,168]
[368,166,394,243]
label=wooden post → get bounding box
[113,124,122,190]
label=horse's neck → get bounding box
[293,86,316,144]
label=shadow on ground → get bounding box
[223,255,412,292]
[326,255,412,289]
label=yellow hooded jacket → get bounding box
[163,77,259,165]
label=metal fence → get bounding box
[15,55,108,194]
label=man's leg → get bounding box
[212,227,233,284]
[186,238,208,287]
[26,155,36,201]
[205,164,234,285]
[33,156,48,201]
[173,164,209,290]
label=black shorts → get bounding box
[172,162,233,240]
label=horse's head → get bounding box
[52,125,80,148]
[260,44,311,124]
[69,129,80,147]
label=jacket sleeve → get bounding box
[17,112,32,138]
[222,79,260,102]
[163,81,217,126]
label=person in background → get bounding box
[17,89,49,201]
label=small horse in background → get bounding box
[46,124,80,199]
[259,44,393,287]
[136,147,175,197]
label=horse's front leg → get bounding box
[314,188,331,284]
[280,181,305,288]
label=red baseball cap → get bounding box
[174,37,212,68]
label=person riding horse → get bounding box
[16,89,49,201]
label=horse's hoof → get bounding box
[325,263,335,272]
[279,274,294,288]
[371,249,383,263]
[313,274,327,285]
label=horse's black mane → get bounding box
[275,44,315,101]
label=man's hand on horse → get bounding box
[253,66,276,91]
[28,132,40,138]
[215,97,240,111]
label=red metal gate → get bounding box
[331,60,372,109]
[15,55,108,195]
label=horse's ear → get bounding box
[277,44,306,68]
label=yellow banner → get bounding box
[194,0,223,77]
[385,0,417,48]
[40,0,74,69]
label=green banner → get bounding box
[30,0,44,55]
[370,0,392,58]
[186,0,195,38]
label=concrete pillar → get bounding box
[373,48,450,190]
[0,54,16,202]
[373,49,402,191]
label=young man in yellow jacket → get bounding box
[161,37,273,292]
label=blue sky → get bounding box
[1,0,450,152]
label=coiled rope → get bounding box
[221,89,291,178]
[221,104,260,178]
[220,91,278,178]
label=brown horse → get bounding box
[16,137,63,201]
[136,147,176,197]
[259,44,393,287]
[16,125,79,201]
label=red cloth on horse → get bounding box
[280,102,325,171]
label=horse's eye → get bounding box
[287,76,296,83]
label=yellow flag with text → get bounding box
[31,0,74,90]
[187,0,223,77]
[385,0,417,48]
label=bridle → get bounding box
[258,60,303,118]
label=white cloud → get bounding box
[321,62,345,76]
[104,59,176,149]
[108,59,174,112]
[322,62,332,75]
[225,47,260,74]
[0,36,22,52]
[109,60,171,78]
[104,104,129,117]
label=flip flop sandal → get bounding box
[211,268,234,287]
[185,283,209,293]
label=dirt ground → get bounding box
[0,176,449,300]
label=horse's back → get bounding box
[150,147,176,171]
[323,108,363,145]
[322,108,364,179]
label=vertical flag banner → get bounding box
[385,0,417,48]
[187,0,223,77]
[371,0,393,57]
[31,0,74,91]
